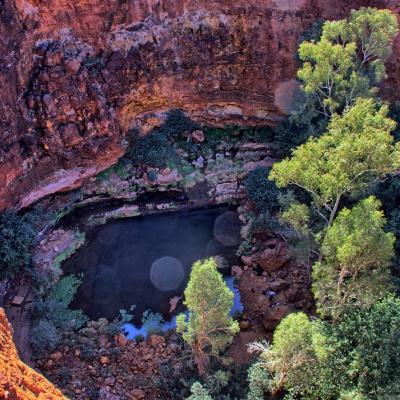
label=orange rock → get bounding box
[100,356,110,365]
[0,308,65,399]
[148,335,165,347]
[2,0,399,213]
[116,333,128,347]
[131,388,145,399]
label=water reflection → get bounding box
[63,206,242,327]
[123,276,243,339]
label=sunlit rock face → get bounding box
[0,0,399,211]
[0,308,64,399]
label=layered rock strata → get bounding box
[1,0,399,211]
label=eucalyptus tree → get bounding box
[270,98,399,227]
[298,7,398,116]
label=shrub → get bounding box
[247,363,271,400]
[244,167,280,214]
[135,334,144,343]
[31,275,87,357]
[327,296,400,398]
[187,382,213,400]
[248,313,336,400]
[57,367,72,386]
[107,306,135,336]
[30,319,61,356]
[312,196,394,320]
[157,109,199,138]
[129,131,178,168]
[273,95,328,158]
[96,159,130,181]
[0,210,37,278]
[80,342,96,361]
[141,310,164,335]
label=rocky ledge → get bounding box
[0,308,64,399]
[1,0,399,211]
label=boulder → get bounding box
[50,351,62,362]
[131,388,145,399]
[156,169,180,185]
[239,320,250,330]
[148,335,165,347]
[256,239,291,272]
[104,376,116,387]
[262,305,293,332]
[100,356,110,365]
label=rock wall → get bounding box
[0,0,399,211]
[0,308,64,399]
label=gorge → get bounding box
[1,1,400,399]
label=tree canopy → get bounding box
[312,196,395,320]
[248,312,329,399]
[270,98,399,225]
[176,258,239,375]
[298,7,398,115]
[249,297,400,400]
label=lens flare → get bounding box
[213,211,241,246]
[150,256,185,291]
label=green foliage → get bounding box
[298,37,371,115]
[141,310,165,335]
[31,275,87,357]
[158,109,200,138]
[129,109,200,168]
[373,174,400,290]
[51,230,85,273]
[129,130,178,168]
[270,98,399,225]
[176,258,239,375]
[250,298,400,399]
[49,274,83,306]
[30,319,61,356]
[56,367,72,386]
[273,95,328,158]
[298,7,398,115]
[244,167,280,213]
[312,196,394,320]
[0,210,38,278]
[80,342,96,361]
[281,203,310,238]
[96,159,130,181]
[247,363,271,400]
[187,382,213,400]
[134,334,144,343]
[248,313,330,399]
[327,296,400,398]
[83,55,104,74]
[324,7,398,75]
[107,305,135,336]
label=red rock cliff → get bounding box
[0,308,64,399]
[0,0,399,210]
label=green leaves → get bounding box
[0,210,37,278]
[248,313,331,399]
[298,7,399,115]
[251,297,400,399]
[328,296,400,398]
[176,258,239,375]
[270,98,399,224]
[312,196,395,320]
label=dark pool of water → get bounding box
[63,206,242,326]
